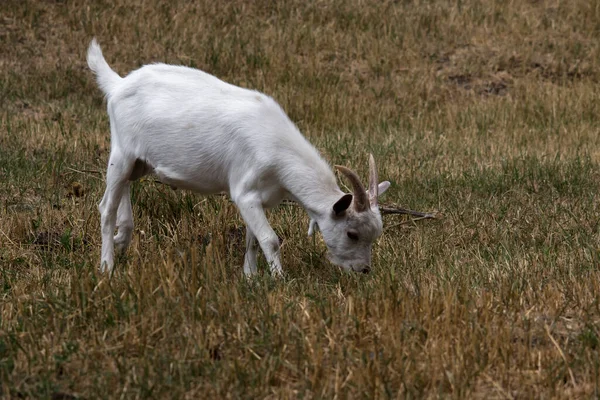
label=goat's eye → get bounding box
[347,231,359,241]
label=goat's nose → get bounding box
[361,267,371,274]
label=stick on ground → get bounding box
[379,205,437,219]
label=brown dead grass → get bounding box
[1,0,600,398]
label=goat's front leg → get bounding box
[243,227,259,276]
[236,195,283,276]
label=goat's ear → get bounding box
[333,194,353,216]
[378,181,391,196]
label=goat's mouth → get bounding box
[326,253,369,274]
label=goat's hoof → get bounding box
[99,260,113,274]
[243,269,258,278]
[271,270,284,279]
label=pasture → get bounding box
[1,0,600,398]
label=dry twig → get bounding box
[379,205,437,219]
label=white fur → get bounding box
[87,39,390,276]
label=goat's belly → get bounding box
[153,165,228,194]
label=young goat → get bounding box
[87,39,390,276]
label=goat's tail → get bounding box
[87,38,122,97]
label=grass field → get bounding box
[2,0,600,398]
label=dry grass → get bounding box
[2,0,600,398]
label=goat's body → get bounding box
[106,63,335,206]
[88,39,387,275]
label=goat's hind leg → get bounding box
[99,150,134,273]
[114,182,133,255]
[113,159,152,256]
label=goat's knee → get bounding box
[100,210,117,236]
[262,235,280,255]
[114,224,133,254]
[259,234,282,275]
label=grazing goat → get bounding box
[87,39,390,276]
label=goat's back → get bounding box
[104,63,317,195]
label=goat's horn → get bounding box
[335,165,368,212]
[368,153,378,207]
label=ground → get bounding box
[1,0,600,398]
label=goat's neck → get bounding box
[282,155,343,222]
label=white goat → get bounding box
[86,39,390,276]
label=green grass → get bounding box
[2,0,600,398]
